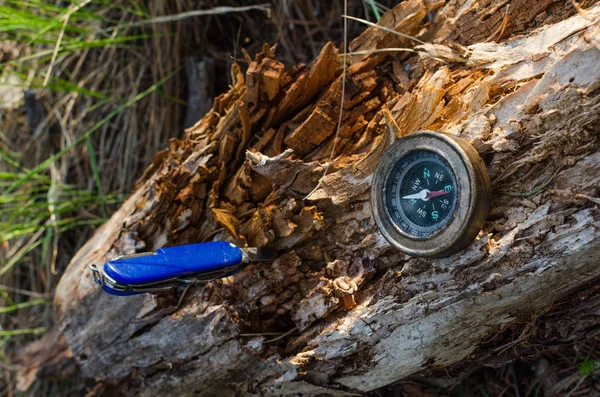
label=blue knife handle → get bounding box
[103,241,243,286]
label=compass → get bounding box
[371,131,490,257]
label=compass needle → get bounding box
[401,190,427,200]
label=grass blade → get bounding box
[364,0,381,20]
[85,136,107,219]
[5,66,181,194]
[0,299,46,314]
[0,327,46,337]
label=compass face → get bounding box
[384,150,458,238]
[372,131,491,257]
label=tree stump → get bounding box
[20,0,600,395]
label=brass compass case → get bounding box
[371,131,491,258]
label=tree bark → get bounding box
[20,0,600,395]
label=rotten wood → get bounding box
[14,0,600,395]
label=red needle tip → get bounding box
[426,190,451,199]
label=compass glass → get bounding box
[384,150,458,238]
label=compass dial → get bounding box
[384,150,457,238]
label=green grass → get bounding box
[4,67,179,194]
[0,0,178,359]
[0,63,178,277]
[578,355,597,376]
[0,299,46,315]
[85,136,107,219]
[0,327,47,337]
[364,0,382,20]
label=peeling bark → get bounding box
[16,0,600,395]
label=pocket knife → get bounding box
[89,241,277,296]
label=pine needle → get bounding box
[342,14,425,44]
[118,4,271,28]
[304,0,349,200]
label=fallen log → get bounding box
[20,0,600,395]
